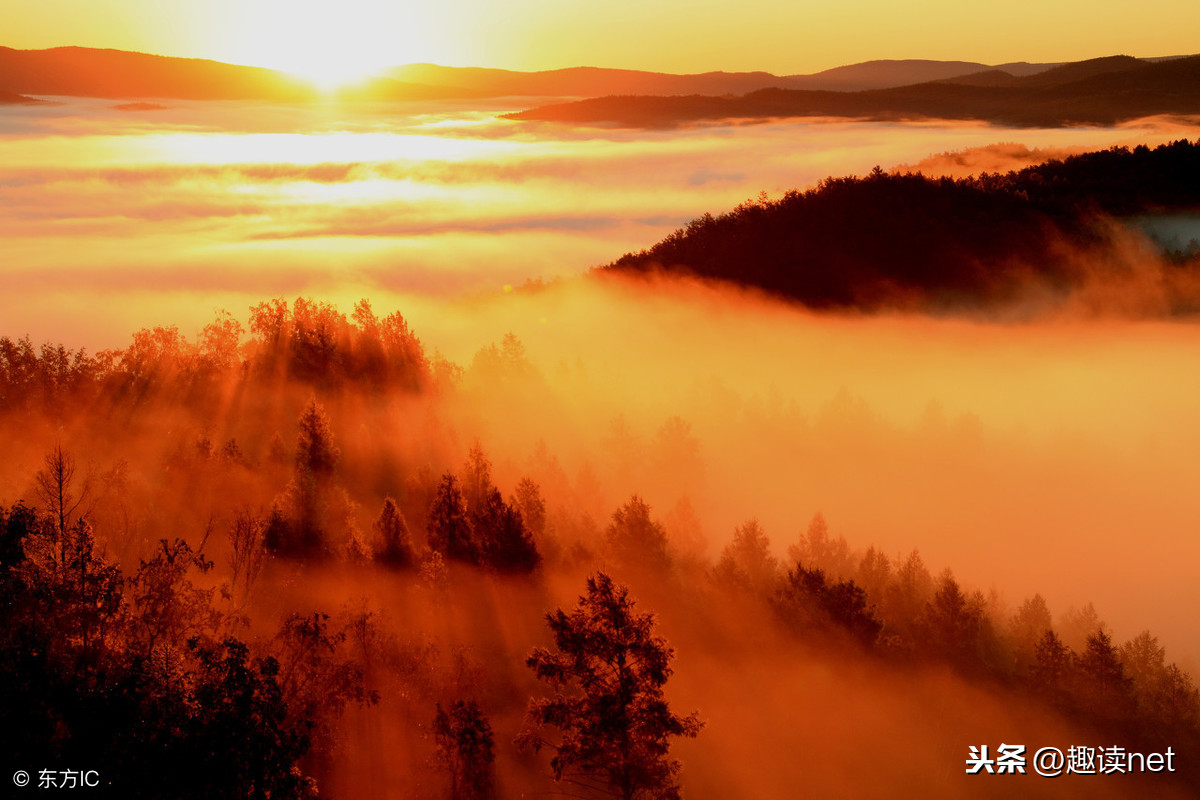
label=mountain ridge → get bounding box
[0,45,1069,102]
[602,140,1200,314]
[508,54,1200,127]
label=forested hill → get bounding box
[510,54,1200,127]
[602,139,1200,313]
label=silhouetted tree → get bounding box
[604,496,670,574]
[127,536,222,658]
[265,400,341,558]
[1033,629,1074,691]
[855,546,891,602]
[374,497,416,568]
[920,571,987,670]
[456,445,539,570]
[775,564,881,647]
[433,700,496,800]
[296,398,339,477]
[712,519,779,593]
[883,549,933,633]
[227,509,266,609]
[428,474,477,564]
[0,500,326,799]
[1010,594,1053,669]
[513,478,547,541]
[34,444,89,541]
[172,637,320,800]
[1078,629,1135,723]
[518,573,702,800]
[1060,602,1104,652]
[0,502,40,568]
[219,438,246,466]
[274,612,378,765]
[1150,664,1200,734]
[788,513,851,578]
[474,488,540,573]
[197,309,243,372]
[1116,630,1200,735]
[461,443,494,516]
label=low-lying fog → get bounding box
[3,96,1198,670]
[2,97,1199,345]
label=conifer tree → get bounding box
[518,573,701,800]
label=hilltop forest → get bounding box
[606,139,1200,315]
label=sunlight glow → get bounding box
[150,131,520,165]
[220,0,434,89]
[0,131,522,168]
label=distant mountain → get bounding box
[602,140,1200,314]
[387,59,1063,98]
[0,46,521,104]
[784,58,1056,92]
[2,45,1189,120]
[0,46,321,100]
[509,54,1200,127]
[941,55,1145,88]
[0,46,1065,104]
[387,64,784,97]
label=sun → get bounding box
[222,0,434,91]
[278,50,393,92]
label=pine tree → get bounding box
[373,498,415,568]
[428,474,477,564]
[518,573,701,800]
[605,496,670,573]
[295,398,339,477]
[712,519,779,593]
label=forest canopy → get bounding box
[2,289,1199,797]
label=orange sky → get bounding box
[3,0,1199,80]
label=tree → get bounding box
[883,549,933,632]
[855,546,891,602]
[265,400,340,558]
[1010,594,1053,668]
[518,573,701,800]
[787,513,851,577]
[1078,629,1135,722]
[920,571,986,669]
[0,502,322,800]
[1059,602,1103,652]
[428,474,477,564]
[295,398,339,477]
[433,700,496,800]
[474,488,540,573]
[604,496,670,574]
[512,478,547,541]
[712,519,779,593]
[127,536,222,658]
[227,509,266,608]
[774,564,881,647]
[1033,629,1073,690]
[373,498,416,568]
[34,444,90,542]
[461,443,494,516]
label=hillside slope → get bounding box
[603,140,1200,313]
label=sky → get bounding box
[3,0,1200,80]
